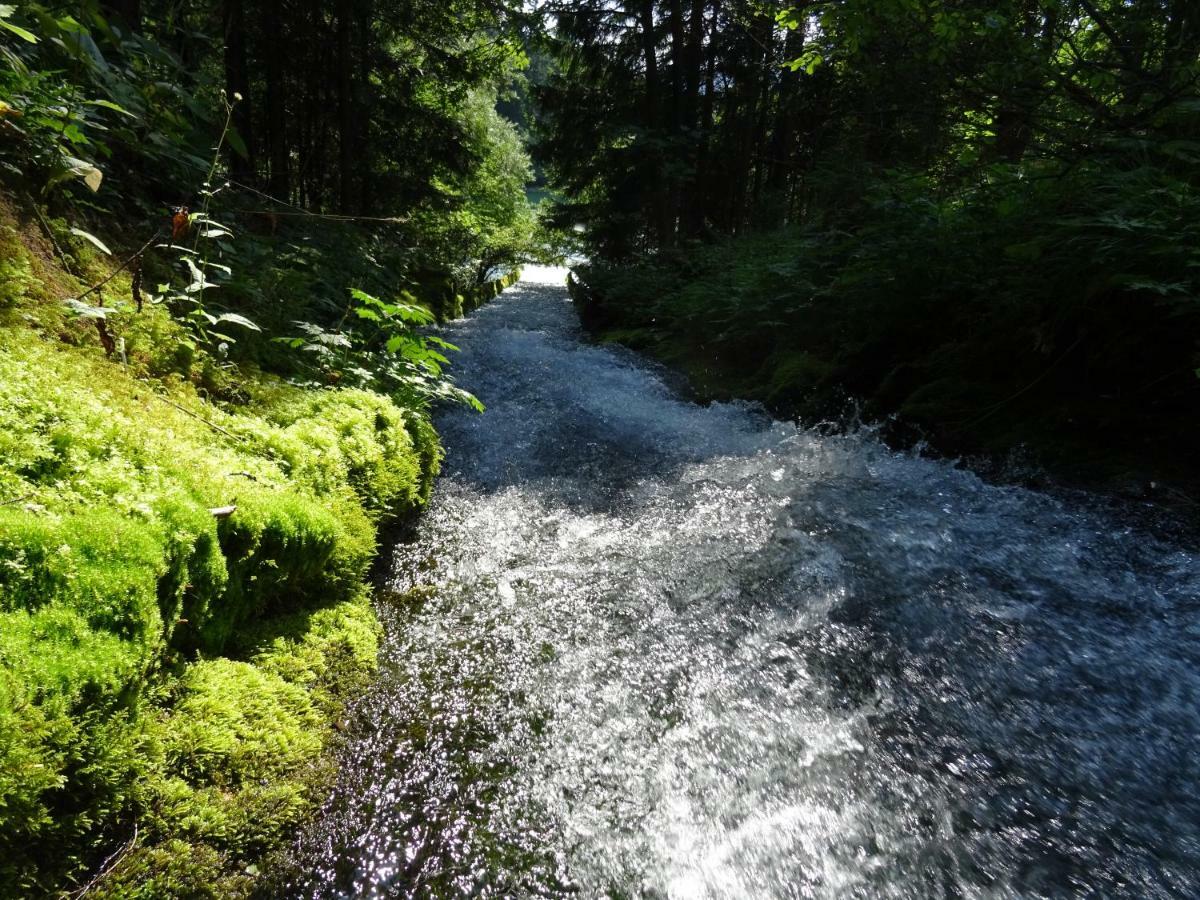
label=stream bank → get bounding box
[0,203,462,897]
[566,252,1200,527]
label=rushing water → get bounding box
[284,266,1200,899]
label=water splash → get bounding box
[283,268,1200,898]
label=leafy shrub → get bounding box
[579,158,1200,479]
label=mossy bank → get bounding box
[0,204,448,896]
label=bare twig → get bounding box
[70,230,163,304]
[68,824,138,898]
[958,335,1085,430]
[226,180,409,224]
[150,393,246,444]
[25,193,76,276]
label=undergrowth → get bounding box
[574,161,1200,496]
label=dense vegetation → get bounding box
[0,0,535,894]
[539,0,1200,496]
[2,0,1197,892]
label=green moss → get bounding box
[0,224,34,307]
[92,597,382,898]
[0,292,437,892]
[898,376,981,424]
[254,386,438,520]
[596,327,658,350]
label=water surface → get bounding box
[286,266,1200,898]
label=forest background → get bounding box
[1,0,1198,894]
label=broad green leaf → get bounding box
[69,227,111,255]
[63,156,103,192]
[86,99,135,118]
[65,298,108,319]
[184,259,218,293]
[226,127,249,159]
[215,312,261,331]
[0,16,37,44]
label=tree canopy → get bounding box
[534,0,1200,256]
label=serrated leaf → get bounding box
[350,287,384,306]
[393,303,435,325]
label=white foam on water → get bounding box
[288,268,1200,899]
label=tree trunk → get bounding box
[637,0,660,129]
[356,0,373,213]
[264,0,290,200]
[665,0,687,241]
[636,0,671,245]
[1164,0,1200,97]
[103,0,141,32]
[222,0,254,182]
[337,0,356,214]
[668,0,686,133]
[767,22,803,211]
[692,25,717,233]
[685,0,705,128]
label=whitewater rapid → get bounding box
[285,266,1200,898]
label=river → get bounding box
[282,266,1200,898]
